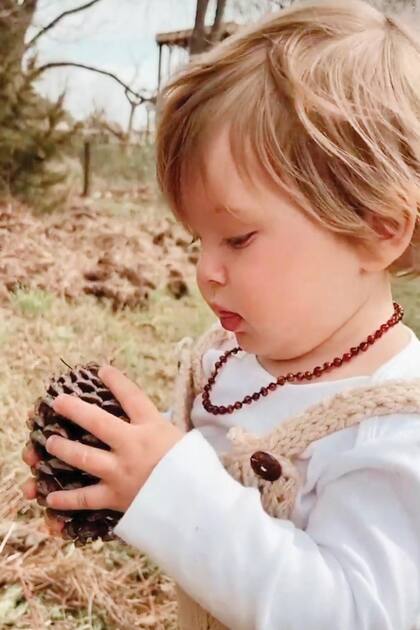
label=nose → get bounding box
[196,245,227,289]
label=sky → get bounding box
[27,1,411,131]
[28,0,240,131]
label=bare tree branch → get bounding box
[87,106,128,140]
[26,0,103,49]
[29,61,155,104]
[126,60,144,140]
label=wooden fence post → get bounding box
[82,139,91,197]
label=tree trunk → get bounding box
[210,0,227,44]
[0,0,38,69]
[189,0,211,55]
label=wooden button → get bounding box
[250,450,282,481]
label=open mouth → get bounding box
[218,312,243,332]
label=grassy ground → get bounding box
[1,186,420,627]
[0,286,216,629]
[0,194,216,629]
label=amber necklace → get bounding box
[202,302,404,416]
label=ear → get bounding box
[357,210,418,273]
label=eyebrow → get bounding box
[213,204,254,220]
[185,205,257,234]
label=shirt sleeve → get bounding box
[113,417,420,630]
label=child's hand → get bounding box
[21,365,185,516]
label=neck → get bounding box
[256,293,411,384]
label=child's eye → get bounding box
[226,231,256,249]
[187,232,256,250]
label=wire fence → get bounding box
[69,134,156,196]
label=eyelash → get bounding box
[189,232,256,250]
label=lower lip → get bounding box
[219,314,243,331]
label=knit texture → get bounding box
[170,322,420,630]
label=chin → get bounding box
[234,330,257,352]
[235,331,284,360]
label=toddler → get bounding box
[22,1,420,628]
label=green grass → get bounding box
[392,275,420,335]
[10,286,55,317]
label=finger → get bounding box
[21,477,37,500]
[98,364,158,425]
[21,444,40,467]
[46,480,112,511]
[45,435,115,480]
[52,394,125,450]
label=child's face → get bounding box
[183,128,372,361]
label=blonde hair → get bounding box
[156,0,420,277]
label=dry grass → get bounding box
[0,195,215,629]
[1,191,420,628]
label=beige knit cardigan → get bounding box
[169,322,420,630]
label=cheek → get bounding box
[228,245,287,314]
[244,232,360,314]
[195,257,206,291]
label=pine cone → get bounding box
[27,361,129,546]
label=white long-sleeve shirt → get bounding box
[114,323,420,630]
